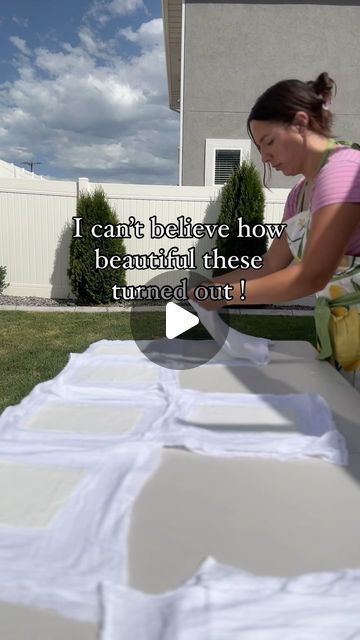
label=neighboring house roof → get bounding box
[0,159,44,179]
[162,0,181,112]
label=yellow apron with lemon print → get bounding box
[285,140,360,373]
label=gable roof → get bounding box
[162,0,182,112]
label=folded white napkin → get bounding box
[101,557,360,640]
[189,300,271,365]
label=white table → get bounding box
[1,341,360,638]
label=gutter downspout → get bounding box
[179,0,185,186]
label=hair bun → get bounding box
[312,72,336,104]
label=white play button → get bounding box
[166,302,199,339]
[130,271,229,369]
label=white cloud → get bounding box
[9,36,31,56]
[120,18,163,49]
[12,16,29,28]
[78,27,100,55]
[87,0,147,25]
[108,0,146,16]
[0,15,179,184]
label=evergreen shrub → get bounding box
[68,188,126,305]
[213,161,267,277]
[0,266,8,294]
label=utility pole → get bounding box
[21,161,42,173]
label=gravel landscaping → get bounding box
[0,294,314,311]
[0,295,76,307]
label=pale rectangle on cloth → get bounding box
[0,385,167,445]
[0,390,169,448]
[50,353,177,399]
[0,461,84,528]
[84,339,238,369]
[23,405,144,435]
[71,362,158,385]
[83,338,256,367]
[101,557,360,640]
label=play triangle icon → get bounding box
[166,302,199,339]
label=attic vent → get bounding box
[214,149,241,185]
[205,139,250,186]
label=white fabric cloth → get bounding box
[0,363,346,464]
[85,339,145,357]
[101,557,360,640]
[161,389,348,465]
[50,352,178,399]
[0,379,170,446]
[84,337,265,367]
[189,301,272,365]
[0,339,349,625]
[0,440,161,621]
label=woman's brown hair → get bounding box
[247,72,337,186]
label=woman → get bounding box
[189,72,360,371]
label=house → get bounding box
[162,1,360,187]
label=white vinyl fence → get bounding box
[0,176,290,299]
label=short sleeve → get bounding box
[282,181,304,221]
[311,148,360,213]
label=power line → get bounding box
[21,161,42,172]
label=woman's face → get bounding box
[249,120,305,176]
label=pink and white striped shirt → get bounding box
[283,146,360,256]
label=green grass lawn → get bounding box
[0,310,316,415]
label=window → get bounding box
[205,139,251,186]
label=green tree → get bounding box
[68,188,126,305]
[213,161,267,277]
[0,266,9,294]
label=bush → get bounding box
[0,266,9,295]
[68,188,126,305]
[213,161,267,277]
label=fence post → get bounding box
[77,177,90,201]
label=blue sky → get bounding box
[0,0,179,183]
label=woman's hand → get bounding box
[187,279,231,311]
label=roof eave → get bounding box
[161,0,182,112]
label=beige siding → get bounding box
[182,2,360,186]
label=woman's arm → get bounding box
[189,202,360,309]
[203,229,294,287]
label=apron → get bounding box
[285,139,360,373]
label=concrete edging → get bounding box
[0,305,314,316]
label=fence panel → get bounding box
[0,178,289,298]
